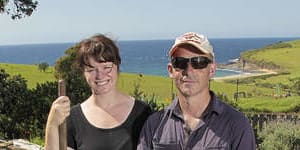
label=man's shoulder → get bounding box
[148,109,166,120]
[135,99,151,109]
[215,98,249,123]
[144,109,170,126]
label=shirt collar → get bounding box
[166,91,224,119]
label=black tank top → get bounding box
[67,100,152,150]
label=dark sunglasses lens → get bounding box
[190,57,210,69]
[172,57,211,70]
[172,57,188,70]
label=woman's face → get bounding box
[83,57,118,95]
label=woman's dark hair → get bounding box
[77,34,121,71]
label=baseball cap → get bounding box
[169,32,214,59]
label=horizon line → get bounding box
[1,36,300,46]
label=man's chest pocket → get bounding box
[191,142,229,150]
[153,143,182,150]
[204,146,229,150]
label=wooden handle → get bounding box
[58,80,67,150]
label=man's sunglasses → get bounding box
[171,56,212,70]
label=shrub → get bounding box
[258,121,300,150]
[130,77,164,112]
[143,93,165,112]
[215,92,239,109]
[0,69,35,139]
[290,77,300,96]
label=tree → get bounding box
[54,44,91,105]
[30,81,58,137]
[0,68,57,139]
[0,69,34,139]
[38,62,49,72]
[0,0,38,19]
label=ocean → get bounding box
[0,37,298,77]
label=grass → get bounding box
[237,96,300,113]
[2,62,299,113]
[0,63,56,88]
[118,73,173,103]
[0,63,174,101]
[1,39,300,113]
[241,39,300,84]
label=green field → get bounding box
[0,63,56,88]
[241,40,300,85]
[1,39,300,113]
[0,62,173,101]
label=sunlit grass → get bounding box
[0,63,56,88]
[238,96,300,113]
[1,39,300,113]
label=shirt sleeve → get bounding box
[67,115,76,149]
[232,117,256,150]
[137,112,162,150]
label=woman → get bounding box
[45,34,152,150]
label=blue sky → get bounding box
[0,0,299,45]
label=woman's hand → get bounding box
[45,96,71,150]
[47,96,71,127]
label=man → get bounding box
[138,32,256,150]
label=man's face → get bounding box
[168,46,216,98]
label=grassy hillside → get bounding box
[225,39,300,113]
[118,73,173,103]
[241,40,300,85]
[0,63,173,102]
[1,39,300,113]
[0,63,56,88]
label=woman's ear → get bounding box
[167,63,175,79]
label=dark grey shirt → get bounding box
[138,91,256,150]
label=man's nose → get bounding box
[182,63,193,76]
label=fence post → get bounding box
[259,114,265,131]
[58,80,67,150]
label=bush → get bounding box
[130,77,164,112]
[290,77,300,96]
[0,68,57,140]
[215,92,239,109]
[143,93,165,112]
[0,69,35,139]
[258,121,300,150]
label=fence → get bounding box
[245,112,299,131]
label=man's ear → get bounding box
[209,63,217,78]
[167,63,175,79]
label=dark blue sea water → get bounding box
[0,37,298,77]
